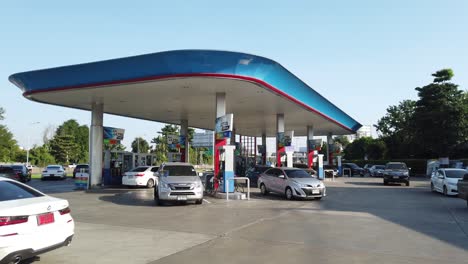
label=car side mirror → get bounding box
[198,172,203,177]
[278,175,285,179]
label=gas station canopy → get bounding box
[9,50,361,136]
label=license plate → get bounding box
[37,213,55,226]
[312,189,320,194]
[127,175,133,178]
[50,174,54,177]
[177,196,187,201]
[393,176,399,179]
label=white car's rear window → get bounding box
[0,181,44,201]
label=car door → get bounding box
[261,168,276,191]
[435,170,445,192]
[274,169,288,193]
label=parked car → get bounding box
[0,177,74,263]
[342,163,364,177]
[72,164,89,178]
[431,168,467,196]
[323,165,338,178]
[363,164,374,176]
[383,162,410,186]
[369,165,386,177]
[0,166,20,181]
[10,164,31,182]
[258,167,326,200]
[246,165,273,187]
[457,173,468,207]
[41,165,67,180]
[122,166,159,188]
[67,164,77,169]
[154,162,204,205]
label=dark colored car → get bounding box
[10,164,32,182]
[246,166,273,187]
[0,166,20,181]
[363,164,374,176]
[457,173,468,207]
[73,164,89,178]
[383,162,410,186]
[293,163,316,176]
[342,163,364,177]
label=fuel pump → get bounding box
[217,145,235,193]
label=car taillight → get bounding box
[135,173,145,176]
[59,207,71,215]
[0,216,29,226]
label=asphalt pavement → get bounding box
[23,177,468,264]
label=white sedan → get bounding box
[41,165,67,180]
[122,166,159,188]
[0,177,74,263]
[431,168,468,196]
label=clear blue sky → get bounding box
[1,0,467,150]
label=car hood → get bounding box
[446,178,461,184]
[161,176,201,184]
[290,178,322,186]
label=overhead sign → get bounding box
[167,134,179,145]
[103,127,125,140]
[215,113,233,133]
[284,131,294,147]
[192,131,214,147]
[215,113,233,140]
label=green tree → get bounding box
[375,100,416,158]
[131,137,150,153]
[412,69,467,157]
[343,137,373,160]
[333,135,350,148]
[151,125,179,163]
[366,140,387,160]
[0,125,19,162]
[49,134,80,164]
[53,120,89,163]
[29,145,56,167]
[0,107,4,120]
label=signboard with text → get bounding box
[103,127,125,140]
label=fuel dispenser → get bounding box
[218,145,235,193]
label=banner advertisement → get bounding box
[178,135,186,149]
[215,113,234,133]
[103,127,125,140]
[167,134,179,145]
[277,132,285,148]
[284,131,294,147]
[308,139,322,150]
[215,131,231,140]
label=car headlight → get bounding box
[195,182,202,188]
[160,182,169,188]
[298,183,308,188]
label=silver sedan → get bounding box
[258,167,326,200]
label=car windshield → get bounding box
[386,163,407,170]
[77,165,88,169]
[346,163,359,168]
[284,169,313,178]
[255,167,270,173]
[47,166,61,170]
[0,181,44,201]
[445,170,466,178]
[11,165,23,170]
[162,165,197,176]
[131,167,149,172]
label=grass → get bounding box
[31,174,73,179]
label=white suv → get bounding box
[154,162,204,205]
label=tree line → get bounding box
[342,69,468,160]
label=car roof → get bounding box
[162,162,193,166]
[440,168,467,171]
[387,162,405,164]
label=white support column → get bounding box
[89,102,103,188]
[262,133,267,165]
[216,93,226,118]
[326,132,333,165]
[180,119,189,162]
[276,114,285,167]
[307,125,314,168]
[318,154,324,180]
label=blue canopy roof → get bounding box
[9,50,361,133]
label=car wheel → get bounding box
[146,179,155,188]
[5,254,22,264]
[285,187,293,200]
[195,199,203,205]
[443,185,448,196]
[260,183,269,195]
[154,192,164,206]
[430,183,435,192]
[406,181,410,187]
